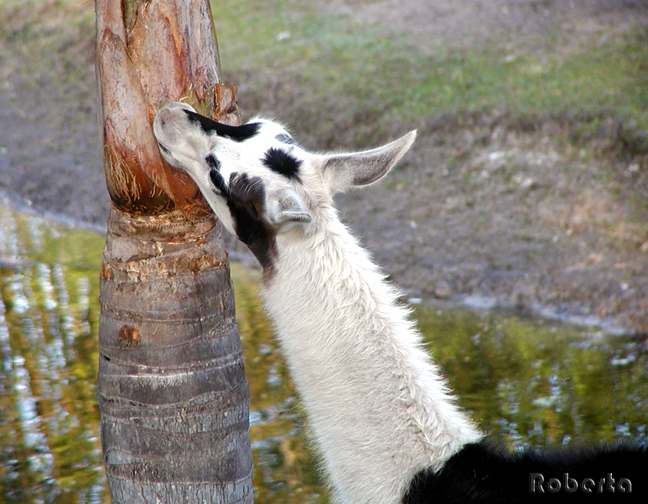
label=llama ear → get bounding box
[267,187,312,231]
[322,130,417,192]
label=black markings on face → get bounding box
[205,154,228,196]
[184,109,261,142]
[275,133,295,145]
[209,169,228,197]
[262,148,302,181]
[225,173,277,277]
[205,153,220,170]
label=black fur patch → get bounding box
[184,110,261,142]
[262,148,302,181]
[275,133,295,145]
[205,153,227,195]
[209,168,228,197]
[404,437,648,503]
[225,173,277,276]
[206,153,221,170]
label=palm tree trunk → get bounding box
[95,1,252,502]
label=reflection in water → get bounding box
[0,201,106,503]
[1,199,647,503]
[415,308,648,448]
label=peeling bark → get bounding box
[95,0,239,213]
[95,1,252,502]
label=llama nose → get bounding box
[156,108,173,127]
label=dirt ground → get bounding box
[1,0,648,333]
[326,0,647,47]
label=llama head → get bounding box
[153,102,416,270]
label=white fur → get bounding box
[266,212,482,504]
[153,104,482,504]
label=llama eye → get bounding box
[209,168,228,197]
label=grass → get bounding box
[3,0,645,154]
[211,0,648,152]
[0,0,95,110]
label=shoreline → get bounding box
[0,190,633,338]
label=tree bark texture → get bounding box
[99,208,252,503]
[95,1,253,502]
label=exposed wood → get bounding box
[95,0,239,214]
[95,1,253,502]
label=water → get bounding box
[1,199,647,503]
[0,201,106,503]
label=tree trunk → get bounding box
[95,1,253,502]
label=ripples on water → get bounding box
[0,201,106,503]
[1,199,647,503]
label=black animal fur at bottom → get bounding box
[404,437,648,503]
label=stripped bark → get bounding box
[96,0,239,213]
[95,1,252,502]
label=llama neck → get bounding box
[261,211,481,504]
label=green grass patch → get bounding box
[0,0,95,91]
[212,0,648,146]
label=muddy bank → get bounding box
[339,111,648,333]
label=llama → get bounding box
[153,102,647,503]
